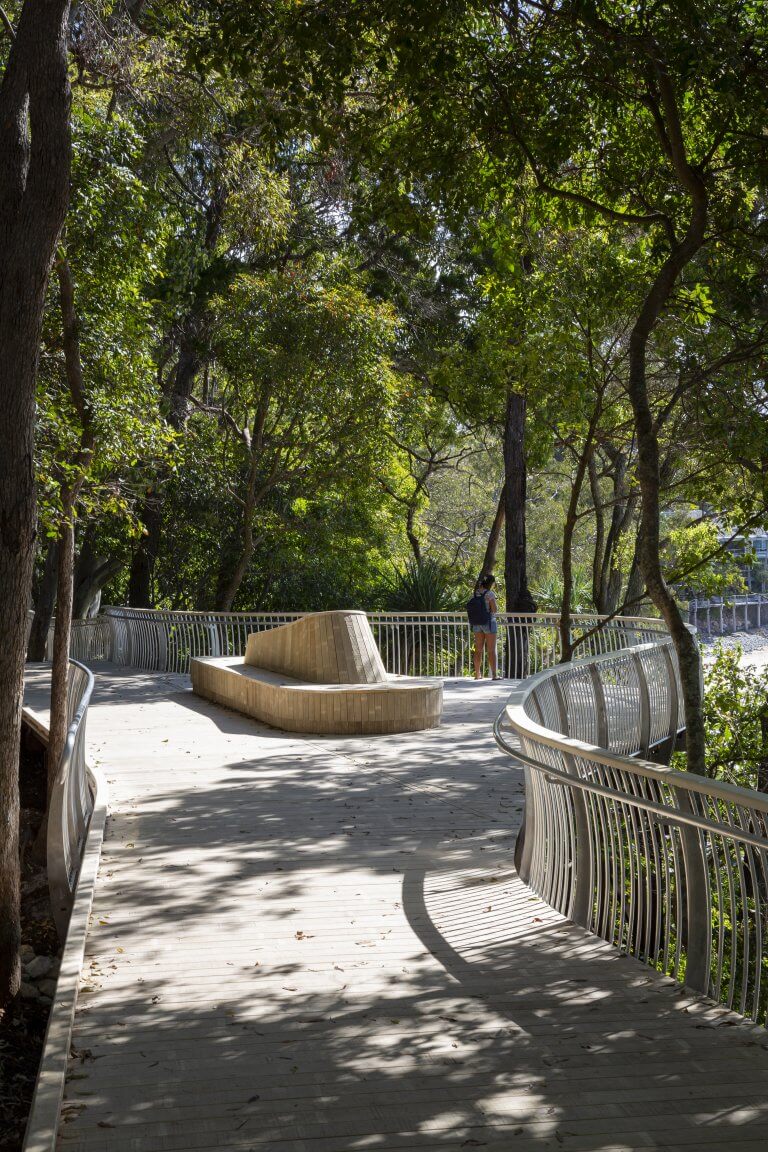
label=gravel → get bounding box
[700,629,768,671]
[700,627,768,653]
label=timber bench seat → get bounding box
[191,609,443,734]
[191,657,442,733]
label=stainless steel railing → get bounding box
[46,660,96,936]
[495,634,768,1025]
[69,606,668,678]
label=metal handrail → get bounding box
[495,635,768,1025]
[69,606,667,678]
[46,660,95,936]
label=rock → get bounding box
[26,955,55,980]
[37,978,58,998]
[19,944,35,964]
[19,981,39,1001]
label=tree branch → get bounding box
[0,4,15,41]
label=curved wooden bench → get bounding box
[191,610,443,734]
[191,657,442,734]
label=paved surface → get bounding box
[23,666,768,1151]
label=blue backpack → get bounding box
[466,589,491,626]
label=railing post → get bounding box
[588,663,609,748]
[515,766,536,885]
[631,650,651,757]
[657,645,679,764]
[563,751,594,930]
[551,677,569,737]
[672,786,711,996]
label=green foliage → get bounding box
[666,521,746,599]
[680,645,768,788]
[36,90,173,534]
[381,557,461,612]
[26,0,768,627]
[531,567,594,615]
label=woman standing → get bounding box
[468,573,500,680]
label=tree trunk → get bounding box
[560,394,602,661]
[481,488,505,576]
[589,447,638,616]
[33,251,94,862]
[626,116,708,773]
[622,536,645,616]
[0,0,72,1005]
[589,453,606,613]
[31,499,76,867]
[216,540,255,612]
[47,502,75,790]
[72,528,121,618]
[503,389,536,677]
[405,503,422,566]
[756,707,768,795]
[128,499,162,607]
[560,449,591,663]
[215,451,262,612]
[28,539,58,660]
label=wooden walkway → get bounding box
[23,667,768,1152]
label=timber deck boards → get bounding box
[22,667,768,1152]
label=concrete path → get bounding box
[23,667,768,1152]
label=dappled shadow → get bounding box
[56,670,768,1152]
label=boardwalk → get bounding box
[23,667,768,1151]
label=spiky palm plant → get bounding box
[383,557,461,612]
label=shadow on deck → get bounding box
[24,666,768,1152]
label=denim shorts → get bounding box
[472,619,497,635]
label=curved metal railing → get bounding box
[70,606,668,678]
[495,633,768,1025]
[46,660,96,936]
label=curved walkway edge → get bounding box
[21,675,110,1152]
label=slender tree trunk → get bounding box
[757,708,768,795]
[560,396,602,660]
[28,539,59,660]
[560,453,592,662]
[216,539,255,612]
[592,447,637,615]
[216,451,262,612]
[33,253,94,863]
[589,453,606,613]
[405,504,422,566]
[47,499,75,788]
[625,80,708,773]
[31,497,76,867]
[0,0,72,1005]
[503,389,536,677]
[481,488,505,576]
[128,500,162,607]
[622,535,645,616]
